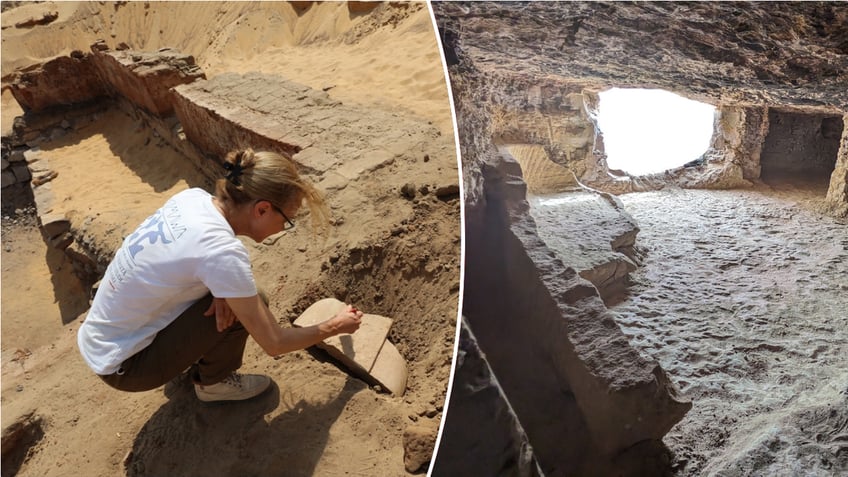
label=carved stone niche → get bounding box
[760,110,844,181]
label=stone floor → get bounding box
[613,186,848,475]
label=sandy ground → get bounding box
[610,182,848,475]
[1,3,459,477]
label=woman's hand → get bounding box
[204,297,239,332]
[327,304,363,335]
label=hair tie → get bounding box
[223,156,243,185]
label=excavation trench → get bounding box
[3,93,460,474]
[0,6,459,472]
[1,3,461,475]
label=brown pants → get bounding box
[98,293,253,392]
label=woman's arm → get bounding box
[224,295,362,356]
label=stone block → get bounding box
[529,190,639,301]
[11,164,31,182]
[38,212,70,240]
[9,149,26,162]
[22,148,40,163]
[1,158,8,170]
[32,182,56,213]
[49,232,74,251]
[402,422,439,473]
[435,183,460,198]
[294,298,408,395]
[1,171,16,188]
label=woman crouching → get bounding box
[77,149,362,402]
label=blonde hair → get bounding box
[214,149,330,232]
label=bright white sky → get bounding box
[597,88,715,176]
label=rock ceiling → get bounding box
[436,2,848,113]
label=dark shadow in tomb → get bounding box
[760,110,842,188]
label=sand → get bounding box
[1,3,458,476]
[611,182,848,475]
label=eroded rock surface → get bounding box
[433,320,543,477]
[444,152,690,475]
[614,187,848,475]
[528,187,639,303]
[435,1,848,216]
[433,1,846,475]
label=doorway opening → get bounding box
[760,110,842,185]
[597,88,715,176]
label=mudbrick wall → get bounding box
[433,1,848,475]
[1,42,206,194]
[2,43,246,282]
[4,41,204,115]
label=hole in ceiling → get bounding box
[597,88,715,176]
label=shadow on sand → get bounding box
[125,375,365,477]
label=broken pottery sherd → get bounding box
[294,298,408,396]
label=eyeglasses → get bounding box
[258,200,295,231]
[277,205,296,231]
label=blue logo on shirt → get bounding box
[127,210,173,259]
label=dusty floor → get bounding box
[610,182,848,475]
[1,3,459,477]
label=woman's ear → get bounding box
[253,200,271,218]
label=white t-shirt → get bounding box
[78,188,258,375]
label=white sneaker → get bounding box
[195,372,271,402]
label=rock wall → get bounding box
[469,157,689,475]
[1,144,31,191]
[432,320,543,477]
[436,15,691,474]
[171,73,306,168]
[474,70,760,196]
[2,44,210,277]
[825,113,848,217]
[1,101,109,208]
[435,1,848,216]
[502,144,576,195]
[711,105,769,181]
